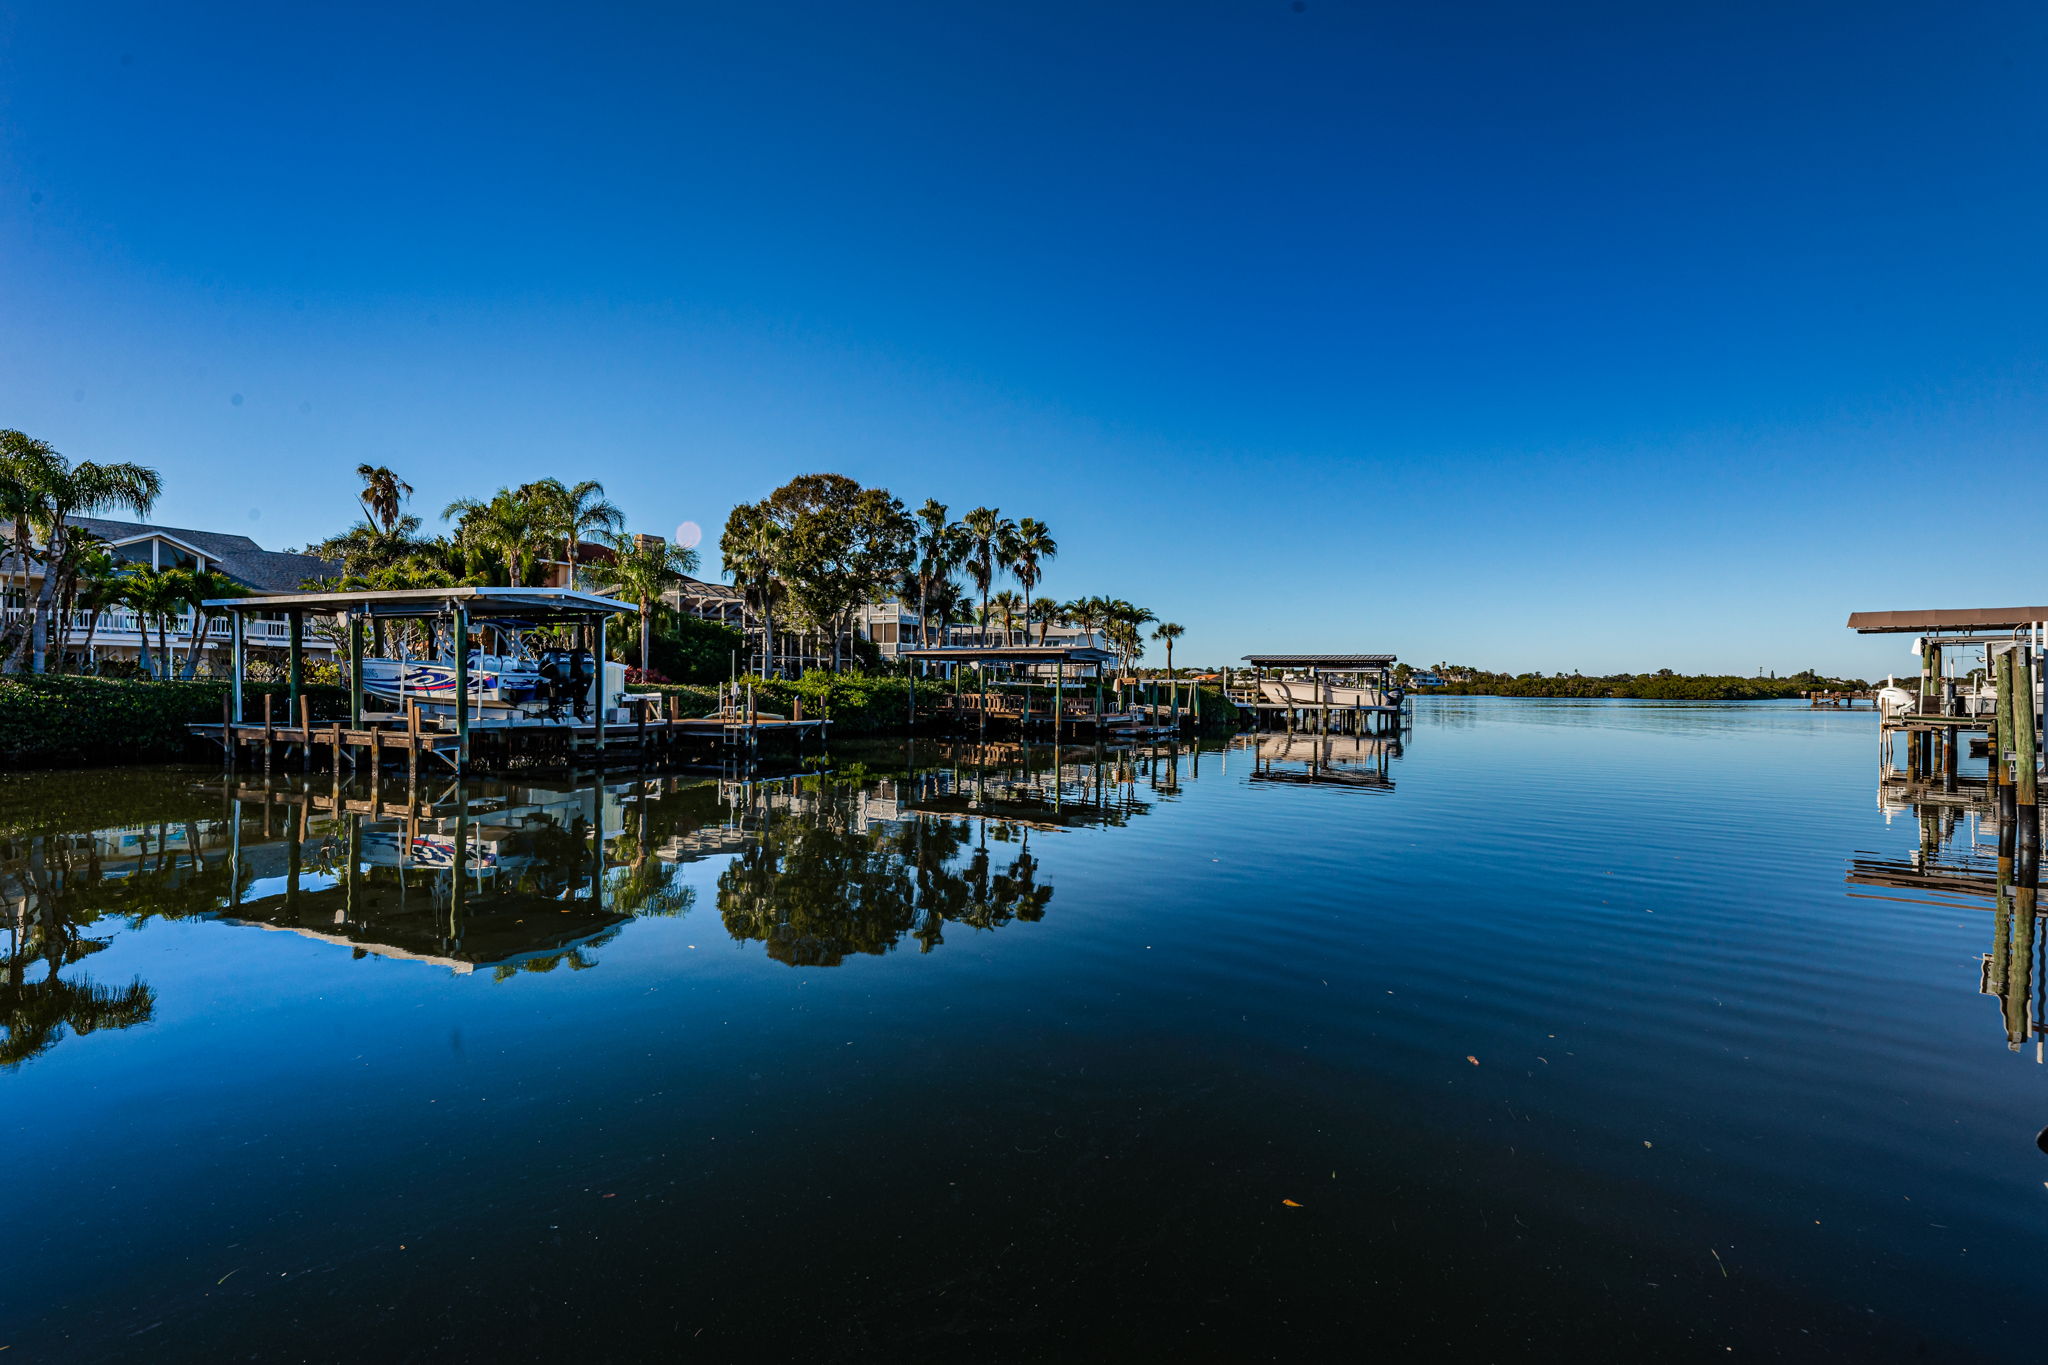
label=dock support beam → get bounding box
[287,609,304,726]
[1054,657,1065,741]
[348,612,364,729]
[593,614,607,764]
[2017,649,2039,831]
[230,611,246,725]
[453,607,470,772]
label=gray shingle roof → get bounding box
[71,516,339,592]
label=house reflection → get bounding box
[2,741,1232,1064]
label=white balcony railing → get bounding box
[3,608,328,650]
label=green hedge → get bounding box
[0,676,351,767]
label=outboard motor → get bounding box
[535,649,596,721]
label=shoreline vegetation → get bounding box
[1402,666,1869,701]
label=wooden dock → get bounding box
[192,705,827,776]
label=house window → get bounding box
[114,541,154,567]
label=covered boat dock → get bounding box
[897,644,1188,737]
[1847,605,2044,842]
[191,585,826,774]
[1229,653,1405,734]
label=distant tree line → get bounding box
[1398,663,1869,701]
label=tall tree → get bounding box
[986,589,1024,646]
[0,430,162,673]
[1106,600,1155,672]
[585,532,701,676]
[719,502,785,673]
[910,499,963,650]
[176,570,246,679]
[957,507,1018,648]
[1031,597,1062,646]
[525,478,623,588]
[1009,517,1057,643]
[1152,622,1185,676]
[1063,596,1109,650]
[356,464,414,535]
[740,475,914,671]
[119,566,185,679]
[442,491,549,586]
[70,544,126,672]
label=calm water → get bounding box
[3,700,2044,1361]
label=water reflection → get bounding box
[0,743,1242,1063]
[0,775,234,1065]
[1850,766,2046,1052]
[1240,728,1406,791]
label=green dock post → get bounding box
[347,611,364,729]
[594,614,607,763]
[230,611,246,724]
[1054,657,1065,741]
[2016,650,2039,812]
[287,610,303,725]
[453,607,470,771]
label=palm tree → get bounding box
[306,513,425,575]
[1152,622,1185,676]
[1031,597,1062,646]
[176,569,246,679]
[1063,596,1109,649]
[585,532,701,676]
[0,430,162,673]
[120,566,186,679]
[926,576,966,648]
[957,507,1017,647]
[720,504,783,672]
[356,464,414,535]
[524,479,623,589]
[910,499,963,649]
[443,491,549,586]
[1009,518,1057,642]
[1106,600,1155,672]
[71,545,125,672]
[987,589,1024,645]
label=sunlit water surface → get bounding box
[3,699,2044,1361]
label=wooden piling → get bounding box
[1995,649,2016,789]
[2016,650,2039,814]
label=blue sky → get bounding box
[2,1,2041,677]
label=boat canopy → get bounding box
[202,586,633,620]
[1846,607,2048,635]
[899,645,1118,667]
[1241,653,1397,670]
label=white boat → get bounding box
[362,643,628,725]
[1256,676,1403,713]
[1875,674,1916,718]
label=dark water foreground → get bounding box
[3,701,2043,1362]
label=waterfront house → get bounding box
[2,516,338,673]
